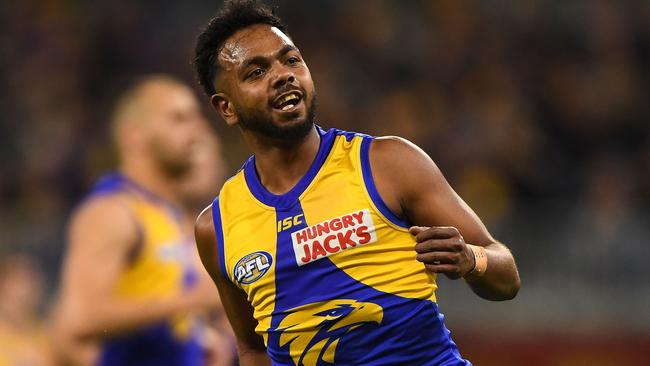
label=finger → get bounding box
[414,237,464,254]
[423,264,463,278]
[414,226,460,242]
[416,252,460,265]
[409,226,428,236]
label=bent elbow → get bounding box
[502,275,521,300]
[478,275,520,301]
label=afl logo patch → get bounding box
[233,251,273,285]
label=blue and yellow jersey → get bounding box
[86,173,203,366]
[213,128,471,365]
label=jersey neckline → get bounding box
[92,172,184,222]
[243,126,338,210]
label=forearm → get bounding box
[465,242,520,301]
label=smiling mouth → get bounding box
[273,91,303,111]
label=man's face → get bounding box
[141,83,209,177]
[213,25,316,140]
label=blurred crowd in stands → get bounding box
[1,0,649,364]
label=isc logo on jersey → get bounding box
[291,209,377,266]
[233,251,273,285]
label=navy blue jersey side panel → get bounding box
[211,196,229,279]
[98,323,202,366]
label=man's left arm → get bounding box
[369,136,520,301]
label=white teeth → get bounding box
[276,93,300,108]
[282,104,295,111]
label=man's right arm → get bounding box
[195,205,271,366]
[54,196,209,341]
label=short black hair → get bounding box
[194,0,287,96]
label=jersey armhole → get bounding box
[84,193,144,266]
[359,136,410,229]
[211,197,230,280]
[124,206,144,266]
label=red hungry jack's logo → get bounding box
[291,209,377,266]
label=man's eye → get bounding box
[287,57,300,65]
[248,68,265,78]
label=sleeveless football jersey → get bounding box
[86,173,203,366]
[213,127,471,365]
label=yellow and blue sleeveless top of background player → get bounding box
[213,127,471,365]
[86,173,203,366]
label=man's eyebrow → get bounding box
[277,44,298,58]
[241,55,268,70]
[241,44,298,70]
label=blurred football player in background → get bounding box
[51,75,233,366]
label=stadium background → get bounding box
[1,0,649,365]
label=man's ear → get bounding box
[211,93,238,126]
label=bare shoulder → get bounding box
[68,193,138,247]
[371,135,419,152]
[71,193,130,221]
[194,204,220,276]
[369,136,441,173]
[195,204,215,243]
[368,136,447,211]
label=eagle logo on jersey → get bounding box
[277,299,383,366]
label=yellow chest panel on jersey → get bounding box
[113,199,191,300]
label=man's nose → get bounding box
[272,68,296,89]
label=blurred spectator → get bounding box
[0,254,52,366]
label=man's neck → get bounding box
[120,159,180,206]
[245,126,320,195]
